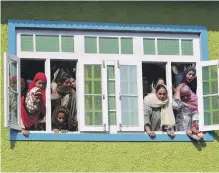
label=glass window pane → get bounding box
[203,82,210,95]
[204,112,211,125]
[212,96,219,110]
[157,39,179,55]
[85,81,92,94]
[36,35,59,52]
[93,65,101,79]
[21,35,33,51]
[204,97,210,110]
[108,96,116,110]
[108,80,115,95]
[211,81,218,94]
[109,111,116,125]
[107,66,115,79]
[61,36,74,52]
[202,67,209,81]
[85,96,102,126]
[120,65,137,95]
[181,39,193,55]
[94,81,102,94]
[210,65,217,79]
[213,111,219,125]
[121,38,133,54]
[144,39,155,55]
[99,37,119,54]
[8,60,18,124]
[85,37,97,53]
[121,96,138,126]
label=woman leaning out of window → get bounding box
[144,84,176,138]
[20,72,47,136]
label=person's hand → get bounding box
[53,129,59,133]
[61,130,68,133]
[176,84,184,91]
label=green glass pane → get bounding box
[85,112,93,126]
[93,65,101,79]
[143,39,155,55]
[211,65,217,79]
[36,35,59,52]
[108,96,116,110]
[94,96,102,110]
[61,36,74,52]
[99,37,119,54]
[181,39,193,55]
[85,96,92,111]
[85,37,97,53]
[121,38,133,54]
[204,97,210,110]
[202,67,209,80]
[107,66,115,79]
[94,112,102,125]
[21,35,33,51]
[203,82,210,95]
[109,111,116,125]
[94,81,102,94]
[204,112,211,125]
[84,65,92,80]
[213,111,219,125]
[211,81,218,94]
[157,39,179,55]
[212,96,219,109]
[85,81,92,94]
[108,80,115,95]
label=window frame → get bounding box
[5,20,215,141]
[197,60,219,131]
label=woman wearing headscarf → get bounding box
[52,106,73,133]
[51,69,78,131]
[150,77,165,93]
[179,67,197,94]
[144,84,176,138]
[20,72,47,136]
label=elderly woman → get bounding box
[144,84,176,138]
[51,69,78,131]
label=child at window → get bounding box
[20,72,47,136]
[52,106,72,133]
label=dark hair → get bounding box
[56,69,71,84]
[156,84,167,93]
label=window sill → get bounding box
[9,130,214,142]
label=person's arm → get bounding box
[144,104,152,130]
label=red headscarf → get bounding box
[21,72,47,128]
[28,72,47,104]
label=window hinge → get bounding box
[102,60,106,68]
[119,123,122,131]
[103,123,106,131]
[119,93,121,100]
[117,60,120,69]
[102,94,105,100]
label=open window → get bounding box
[78,59,108,132]
[117,60,144,132]
[4,53,21,130]
[198,60,219,131]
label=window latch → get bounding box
[117,60,120,69]
[119,123,122,131]
[102,94,105,100]
[119,93,121,100]
[103,123,106,131]
[102,60,106,68]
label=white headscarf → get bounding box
[144,85,175,127]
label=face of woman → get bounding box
[186,71,195,83]
[63,78,71,88]
[57,112,66,124]
[156,79,165,87]
[35,80,45,90]
[70,78,76,89]
[156,88,167,101]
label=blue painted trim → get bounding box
[10,130,214,142]
[8,20,211,141]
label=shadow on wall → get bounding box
[1,1,219,31]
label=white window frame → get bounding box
[78,59,108,132]
[4,53,21,130]
[197,60,219,131]
[116,60,144,132]
[9,29,210,134]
